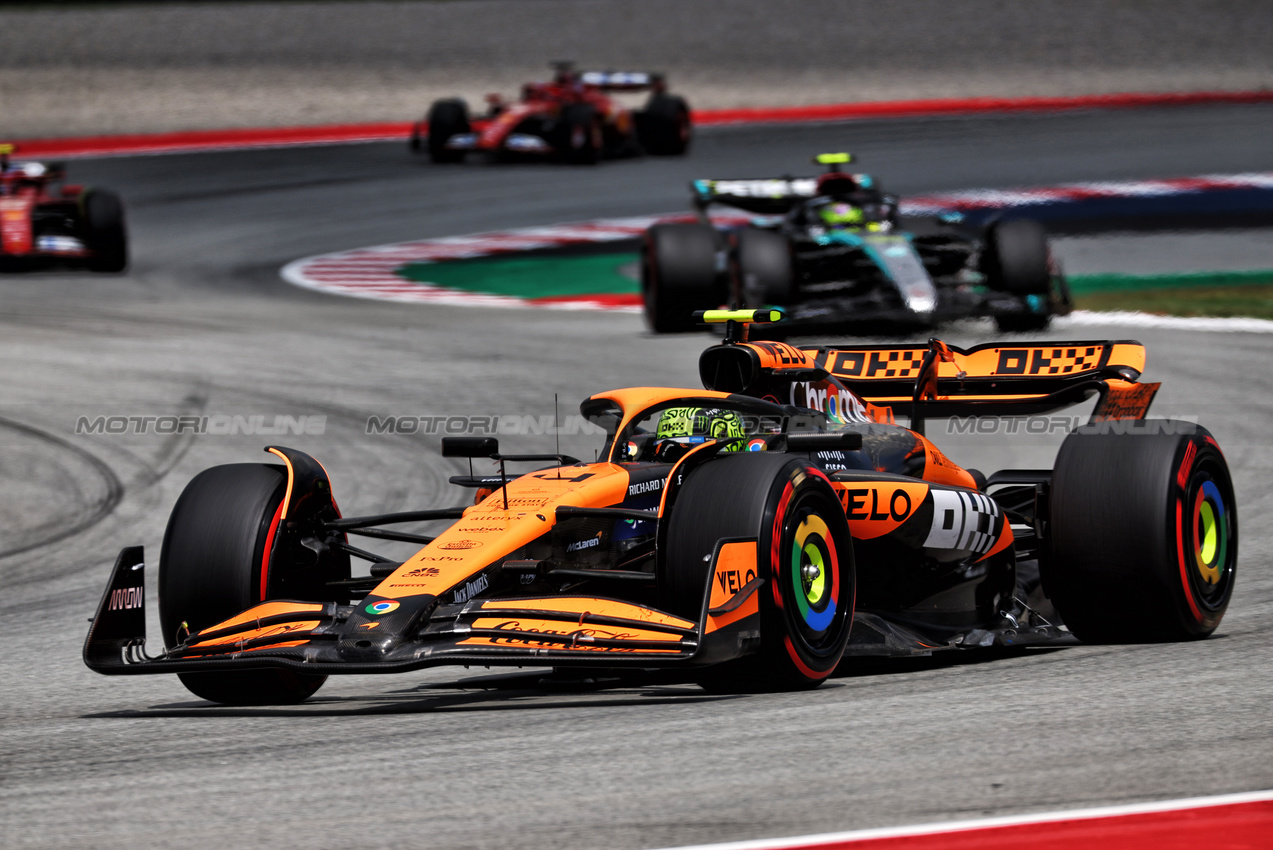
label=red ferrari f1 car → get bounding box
[410,62,691,164]
[0,145,127,272]
[85,311,1236,704]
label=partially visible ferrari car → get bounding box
[410,62,691,164]
[84,310,1236,705]
[0,144,127,272]
[642,153,1070,334]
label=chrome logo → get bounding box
[365,600,401,616]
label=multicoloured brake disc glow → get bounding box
[790,514,839,633]
[1192,479,1228,585]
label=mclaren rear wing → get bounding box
[699,329,1159,426]
[806,339,1155,418]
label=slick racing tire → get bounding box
[662,453,855,691]
[81,189,127,273]
[642,222,720,333]
[733,227,795,308]
[426,98,470,164]
[993,270,1072,333]
[982,218,1050,295]
[1044,421,1237,643]
[994,298,1052,333]
[159,463,327,705]
[637,93,691,156]
[559,103,602,164]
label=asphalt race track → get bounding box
[3,105,1273,849]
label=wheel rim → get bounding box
[790,514,839,636]
[1184,468,1234,607]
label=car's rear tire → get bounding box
[994,301,1052,333]
[81,189,127,273]
[559,103,602,164]
[733,227,795,308]
[159,463,328,705]
[1044,421,1237,643]
[982,218,1050,295]
[642,222,720,333]
[426,98,470,164]
[637,94,691,156]
[662,453,855,691]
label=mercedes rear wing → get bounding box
[690,177,819,216]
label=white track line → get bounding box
[650,789,1273,850]
[1059,310,1273,333]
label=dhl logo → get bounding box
[825,345,1107,381]
[826,349,927,380]
[991,346,1102,376]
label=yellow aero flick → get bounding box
[698,308,785,324]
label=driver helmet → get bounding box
[817,201,866,227]
[655,406,746,450]
[816,171,873,197]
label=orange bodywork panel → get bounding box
[459,617,685,652]
[705,540,761,632]
[913,433,980,490]
[832,480,931,540]
[180,601,327,651]
[374,463,632,600]
[737,341,817,371]
[1092,380,1161,421]
[479,597,694,630]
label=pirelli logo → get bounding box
[993,346,1101,376]
[827,349,926,380]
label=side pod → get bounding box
[84,546,147,671]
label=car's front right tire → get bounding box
[641,223,720,333]
[661,453,855,691]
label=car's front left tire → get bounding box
[159,463,328,705]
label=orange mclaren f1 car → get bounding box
[85,311,1237,704]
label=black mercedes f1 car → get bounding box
[642,153,1072,334]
